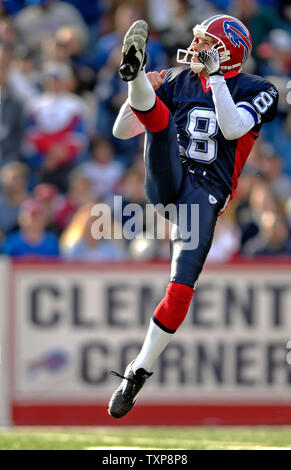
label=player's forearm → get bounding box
[210,75,256,140]
[112,98,145,139]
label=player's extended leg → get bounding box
[119,19,184,207]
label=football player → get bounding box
[108,15,278,419]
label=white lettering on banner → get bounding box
[12,266,291,402]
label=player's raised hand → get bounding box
[198,47,223,76]
[146,70,167,90]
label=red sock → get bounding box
[153,282,194,333]
[131,96,169,133]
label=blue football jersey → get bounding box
[156,67,278,194]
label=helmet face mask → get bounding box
[176,48,205,73]
[176,15,252,73]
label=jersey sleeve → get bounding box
[235,79,279,129]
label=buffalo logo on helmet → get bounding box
[223,20,251,62]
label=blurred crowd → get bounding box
[0,0,290,262]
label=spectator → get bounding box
[113,168,148,242]
[277,0,291,32]
[207,214,241,262]
[61,201,127,261]
[258,142,291,203]
[157,0,196,62]
[147,0,174,30]
[95,44,128,138]
[24,61,91,192]
[0,161,29,240]
[43,25,87,63]
[94,3,168,73]
[2,197,59,257]
[54,169,95,231]
[230,0,283,58]
[187,0,219,23]
[0,46,25,167]
[9,44,41,107]
[77,136,124,199]
[14,0,89,55]
[33,182,64,235]
[260,77,291,176]
[235,178,279,248]
[242,211,291,256]
[0,17,19,50]
[62,0,108,60]
[257,28,291,77]
[63,0,106,30]
[41,25,96,95]
[248,179,278,211]
[130,152,146,177]
[285,195,291,231]
[94,43,143,162]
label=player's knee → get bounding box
[153,281,194,333]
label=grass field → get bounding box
[0,426,291,450]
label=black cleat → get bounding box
[108,361,153,419]
[119,20,149,82]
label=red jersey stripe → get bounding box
[231,130,256,198]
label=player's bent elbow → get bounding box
[112,125,128,140]
[221,130,239,140]
[226,134,241,140]
[220,111,255,140]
